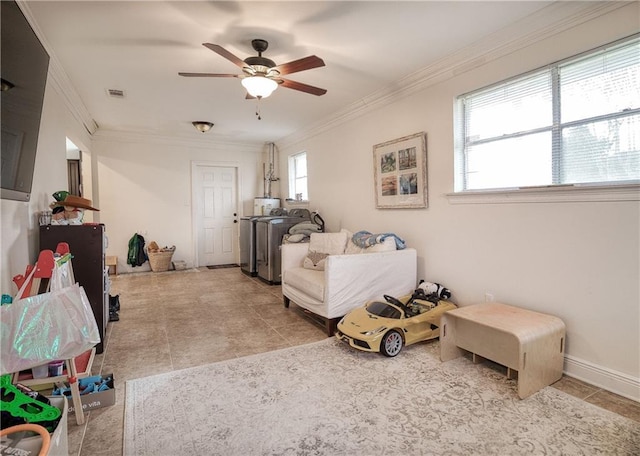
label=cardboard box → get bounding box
[61,373,116,415]
[0,396,68,456]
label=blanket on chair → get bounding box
[352,231,406,249]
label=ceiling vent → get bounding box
[106,88,125,98]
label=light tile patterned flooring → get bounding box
[69,267,639,455]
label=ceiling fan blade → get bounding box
[178,72,239,78]
[272,55,325,76]
[202,43,247,69]
[279,78,327,96]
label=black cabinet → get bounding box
[39,224,108,353]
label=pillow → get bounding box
[340,228,353,239]
[303,250,329,271]
[289,222,323,236]
[341,229,363,254]
[309,232,348,255]
[285,233,307,243]
[345,242,364,255]
[303,232,348,271]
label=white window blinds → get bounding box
[458,35,640,191]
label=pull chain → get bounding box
[255,96,262,120]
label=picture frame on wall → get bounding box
[373,132,427,209]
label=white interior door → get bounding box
[193,165,238,267]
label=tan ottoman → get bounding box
[440,302,565,399]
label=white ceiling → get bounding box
[23,1,579,144]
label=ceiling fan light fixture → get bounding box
[192,121,214,133]
[241,75,278,98]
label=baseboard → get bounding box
[564,355,640,402]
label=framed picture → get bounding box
[373,132,427,209]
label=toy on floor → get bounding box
[0,374,61,433]
[336,281,456,357]
[52,374,113,397]
[417,280,451,300]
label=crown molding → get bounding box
[92,129,264,150]
[17,1,628,152]
[19,1,266,151]
[18,1,98,136]
[47,59,99,135]
[277,1,627,150]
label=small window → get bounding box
[455,35,640,192]
[288,151,308,200]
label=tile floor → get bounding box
[68,267,639,456]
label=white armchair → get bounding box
[281,232,417,336]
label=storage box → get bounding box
[0,396,68,456]
[31,364,49,379]
[59,373,115,415]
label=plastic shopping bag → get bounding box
[0,284,100,375]
[49,256,75,291]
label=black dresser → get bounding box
[39,224,108,353]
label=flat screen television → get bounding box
[1,0,50,202]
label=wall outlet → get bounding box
[485,293,495,302]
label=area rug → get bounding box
[124,339,639,455]
[206,264,239,269]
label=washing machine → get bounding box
[239,215,262,276]
[241,208,310,277]
[255,209,311,284]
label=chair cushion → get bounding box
[284,267,325,301]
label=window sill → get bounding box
[285,199,309,206]
[446,183,640,204]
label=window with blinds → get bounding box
[456,34,640,191]
[288,151,308,200]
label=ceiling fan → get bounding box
[179,39,327,99]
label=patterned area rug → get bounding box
[124,339,639,455]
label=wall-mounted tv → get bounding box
[1,0,50,202]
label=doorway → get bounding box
[66,137,95,222]
[66,138,82,195]
[192,163,239,267]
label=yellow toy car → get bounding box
[336,293,457,357]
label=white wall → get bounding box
[277,5,640,400]
[0,77,90,295]
[90,133,263,273]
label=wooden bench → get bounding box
[440,302,565,399]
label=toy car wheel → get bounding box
[381,330,403,357]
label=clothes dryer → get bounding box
[255,211,310,284]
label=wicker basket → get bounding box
[148,250,174,272]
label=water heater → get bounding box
[253,197,280,216]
